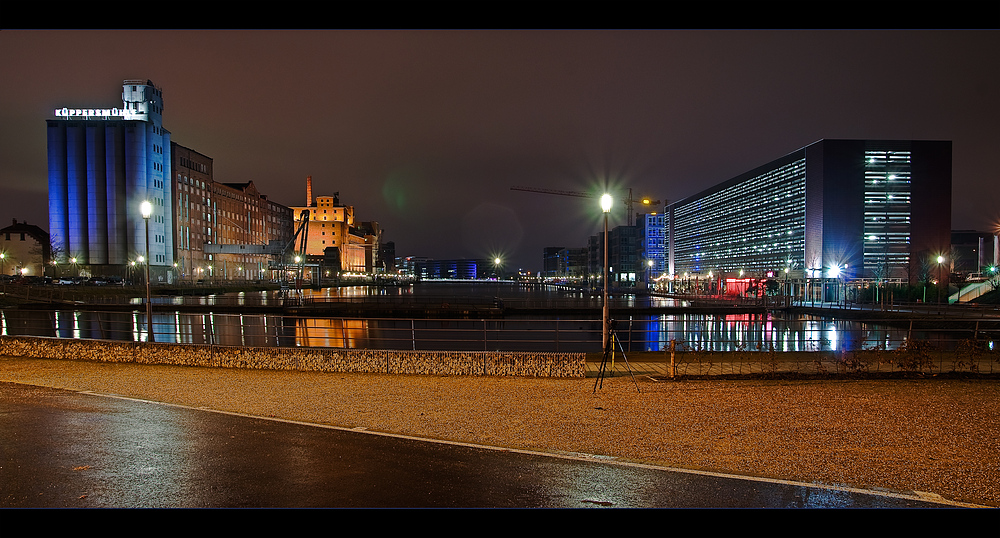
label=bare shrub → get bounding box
[894,339,935,372]
[953,338,986,373]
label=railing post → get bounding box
[669,338,676,378]
[554,318,559,352]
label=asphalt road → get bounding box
[0,382,954,509]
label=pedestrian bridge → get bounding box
[949,280,993,304]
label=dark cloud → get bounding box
[2,29,998,269]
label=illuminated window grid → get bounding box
[673,159,806,276]
[863,150,911,276]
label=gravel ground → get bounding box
[1,356,997,508]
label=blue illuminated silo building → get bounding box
[47,80,173,281]
[667,139,952,299]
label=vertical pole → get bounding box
[670,338,676,378]
[144,215,154,342]
[603,211,609,351]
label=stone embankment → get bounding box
[0,336,584,378]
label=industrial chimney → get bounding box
[306,176,313,207]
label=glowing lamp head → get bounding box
[140,200,153,219]
[600,194,613,213]
[937,256,945,264]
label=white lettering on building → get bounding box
[53,107,125,118]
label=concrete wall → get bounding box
[0,335,585,378]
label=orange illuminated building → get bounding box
[288,177,373,273]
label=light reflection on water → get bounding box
[635,313,907,352]
[1,283,990,352]
[1,309,927,353]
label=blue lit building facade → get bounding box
[407,258,492,280]
[636,211,667,288]
[48,80,174,281]
[667,140,952,295]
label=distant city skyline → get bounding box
[2,30,997,271]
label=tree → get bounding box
[765,279,780,296]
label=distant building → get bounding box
[409,259,492,280]
[608,224,641,288]
[542,247,563,277]
[288,177,374,273]
[380,241,396,273]
[543,247,589,279]
[210,181,293,280]
[357,221,383,273]
[584,225,641,289]
[47,80,173,280]
[171,143,213,279]
[636,211,667,287]
[47,80,292,283]
[667,139,952,298]
[0,219,50,277]
[171,146,293,282]
[559,247,588,278]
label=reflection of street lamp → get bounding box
[783,266,790,305]
[493,257,502,298]
[936,255,945,304]
[601,193,613,350]
[140,200,154,342]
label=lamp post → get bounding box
[647,259,654,292]
[601,193,613,350]
[140,200,154,342]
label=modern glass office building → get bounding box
[667,140,952,290]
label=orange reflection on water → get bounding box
[295,317,368,348]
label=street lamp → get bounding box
[140,200,154,342]
[601,193,613,350]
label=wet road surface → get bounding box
[0,382,952,508]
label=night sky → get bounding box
[1,29,997,271]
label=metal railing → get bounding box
[3,309,998,355]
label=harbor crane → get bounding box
[510,186,662,224]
